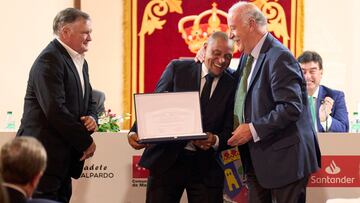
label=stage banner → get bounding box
[123,0,304,128]
[308,156,360,187]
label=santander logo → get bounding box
[325,160,341,175]
[308,155,360,187]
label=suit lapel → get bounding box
[194,62,202,91]
[248,53,265,89]
[317,86,326,106]
[82,61,89,112]
[248,34,273,91]
[54,39,85,113]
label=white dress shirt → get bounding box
[184,63,221,151]
[57,38,85,97]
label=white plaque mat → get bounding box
[134,91,207,144]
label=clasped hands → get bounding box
[192,132,216,150]
[319,96,334,122]
[81,116,97,132]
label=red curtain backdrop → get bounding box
[123,0,303,128]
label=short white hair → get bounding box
[229,2,267,27]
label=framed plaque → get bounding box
[134,91,207,143]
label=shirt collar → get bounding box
[250,32,268,59]
[200,63,224,79]
[311,86,320,99]
[56,38,84,59]
[201,63,209,78]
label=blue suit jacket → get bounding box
[234,34,321,188]
[131,59,236,186]
[316,85,349,132]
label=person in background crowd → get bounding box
[0,137,60,203]
[92,89,106,116]
[298,50,349,132]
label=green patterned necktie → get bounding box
[308,95,317,130]
[234,55,254,127]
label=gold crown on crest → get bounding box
[178,3,228,54]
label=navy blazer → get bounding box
[5,186,27,203]
[4,186,60,203]
[131,59,236,186]
[316,85,349,132]
[234,34,321,188]
[17,39,96,179]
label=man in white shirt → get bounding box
[17,8,97,202]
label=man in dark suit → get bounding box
[226,2,321,203]
[16,8,97,203]
[128,31,236,203]
[0,137,60,203]
[298,51,349,132]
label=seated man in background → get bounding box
[92,89,106,115]
[298,51,349,132]
[0,137,59,203]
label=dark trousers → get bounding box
[146,150,223,203]
[246,171,309,203]
[33,174,72,203]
